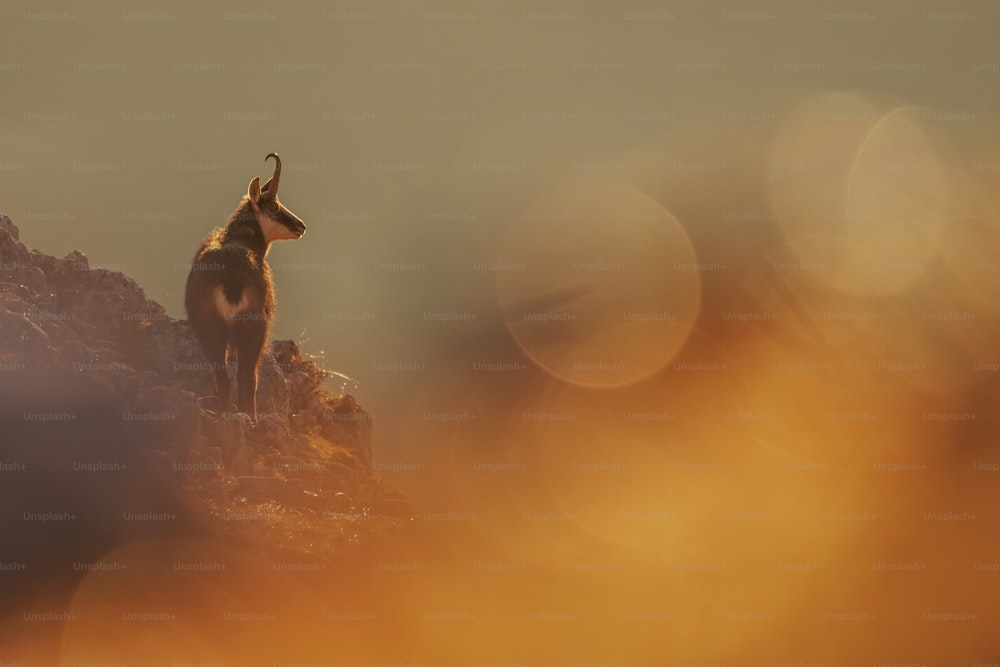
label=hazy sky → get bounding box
[3,0,996,426]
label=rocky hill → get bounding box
[0,213,409,598]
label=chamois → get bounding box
[185,153,306,421]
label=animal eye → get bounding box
[270,201,279,211]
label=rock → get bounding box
[66,318,98,341]
[196,394,229,415]
[148,322,288,419]
[227,441,252,476]
[284,370,317,412]
[0,215,19,241]
[270,338,301,369]
[142,319,207,378]
[57,288,94,314]
[205,446,224,467]
[251,351,289,418]
[200,409,252,474]
[235,475,287,496]
[30,251,87,287]
[85,358,131,392]
[0,305,53,360]
[86,268,165,318]
[134,386,201,445]
[262,454,324,478]
[319,394,373,466]
[0,287,30,312]
[271,340,327,412]
[188,433,212,453]
[233,475,318,507]
[372,493,416,517]
[0,211,399,613]
[188,457,224,478]
[248,412,292,453]
[0,211,390,565]
[0,224,29,266]
[35,318,82,346]
[328,491,353,513]
[52,288,128,337]
[64,250,88,269]
[5,267,47,294]
[0,226,47,293]
[37,264,167,333]
[288,410,316,433]
[90,290,126,325]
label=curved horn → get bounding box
[262,152,281,194]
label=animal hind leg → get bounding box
[234,322,267,422]
[197,325,232,414]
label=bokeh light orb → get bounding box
[495,181,701,388]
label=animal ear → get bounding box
[247,176,261,203]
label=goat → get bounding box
[184,153,306,421]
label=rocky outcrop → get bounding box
[1,214,369,459]
[0,213,405,567]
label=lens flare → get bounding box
[496,181,700,388]
[768,91,965,297]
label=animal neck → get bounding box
[223,199,268,257]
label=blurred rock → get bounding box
[134,386,201,445]
[205,446,225,469]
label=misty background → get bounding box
[3,0,996,449]
[3,0,1000,663]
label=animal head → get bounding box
[246,153,306,243]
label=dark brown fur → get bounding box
[184,154,305,420]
